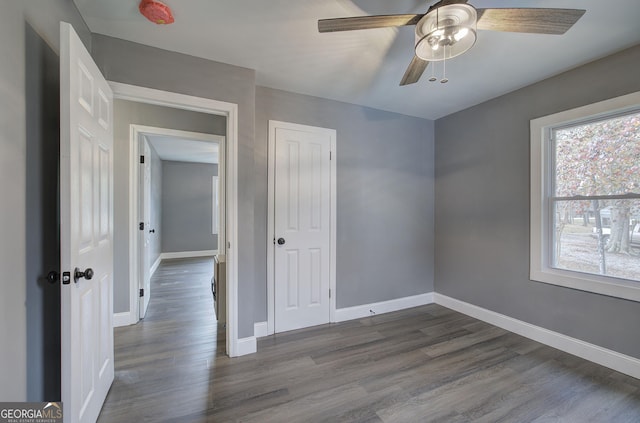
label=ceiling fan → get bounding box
[318,0,586,86]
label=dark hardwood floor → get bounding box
[98,257,640,422]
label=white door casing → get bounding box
[268,121,337,334]
[60,22,114,423]
[112,86,240,357]
[139,137,151,318]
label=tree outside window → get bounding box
[552,111,640,282]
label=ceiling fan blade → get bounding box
[400,55,429,86]
[476,8,586,35]
[318,14,423,33]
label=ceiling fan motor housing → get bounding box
[415,4,477,61]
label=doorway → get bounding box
[110,82,241,356]
[267,121,337,335]
[130,125,225,320]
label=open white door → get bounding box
[139,137,151,318]
[273,124,333,333]
[60,22,114,423]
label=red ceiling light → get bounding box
[139,0,174,25]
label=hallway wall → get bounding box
[161,161,218,253]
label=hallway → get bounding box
[98,257,225,422]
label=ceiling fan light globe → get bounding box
[415,4,477,61]
[455,27,469,42]
[428,36,440,50]
[416,27,476,61]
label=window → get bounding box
[531,92,640,301]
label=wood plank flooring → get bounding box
[98,257,640,422]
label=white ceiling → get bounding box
[74,0,640,120]
[145,135,219,164]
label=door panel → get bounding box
[274,127,331,332]
[286,250,299,309]
[99,145,110,240]
[60,22,114,423]
[309,248,321,305]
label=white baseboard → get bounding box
[236,336,257,356]
[113,311,135,328]
[150,255,162,277]
[433,293,640,380]
[254,321,268,338]
[160,250,218,260]
[334,292,434,323]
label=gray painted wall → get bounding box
[255,87,435,320]
[112,98,225,313]
[434,45,640,359]
[93,37,257,336]
[92,34,434,337]
[149,142,162,265]
[25,22,62,403]
[1,0,90,402]
[161,161,218,253]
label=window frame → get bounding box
[530,91,640,302]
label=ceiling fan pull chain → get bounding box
[441,46,449,83]
[434,7,439,83]
[429,59,437,82]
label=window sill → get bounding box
[531,267,640,302]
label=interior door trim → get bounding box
[110,81,241,357]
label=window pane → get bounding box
[552,199,640,282]
[554,111,640,197]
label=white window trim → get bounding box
[530,91,640,302]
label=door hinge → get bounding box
[329,288,331,298]
[140,155,145,164]
[330,151,332,160]
[139,288,144,297]
[139,222,144,230]
[273,237,275,245]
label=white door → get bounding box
[274,125,332,332]
[139,137,151,318]
[60,22,114,423]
